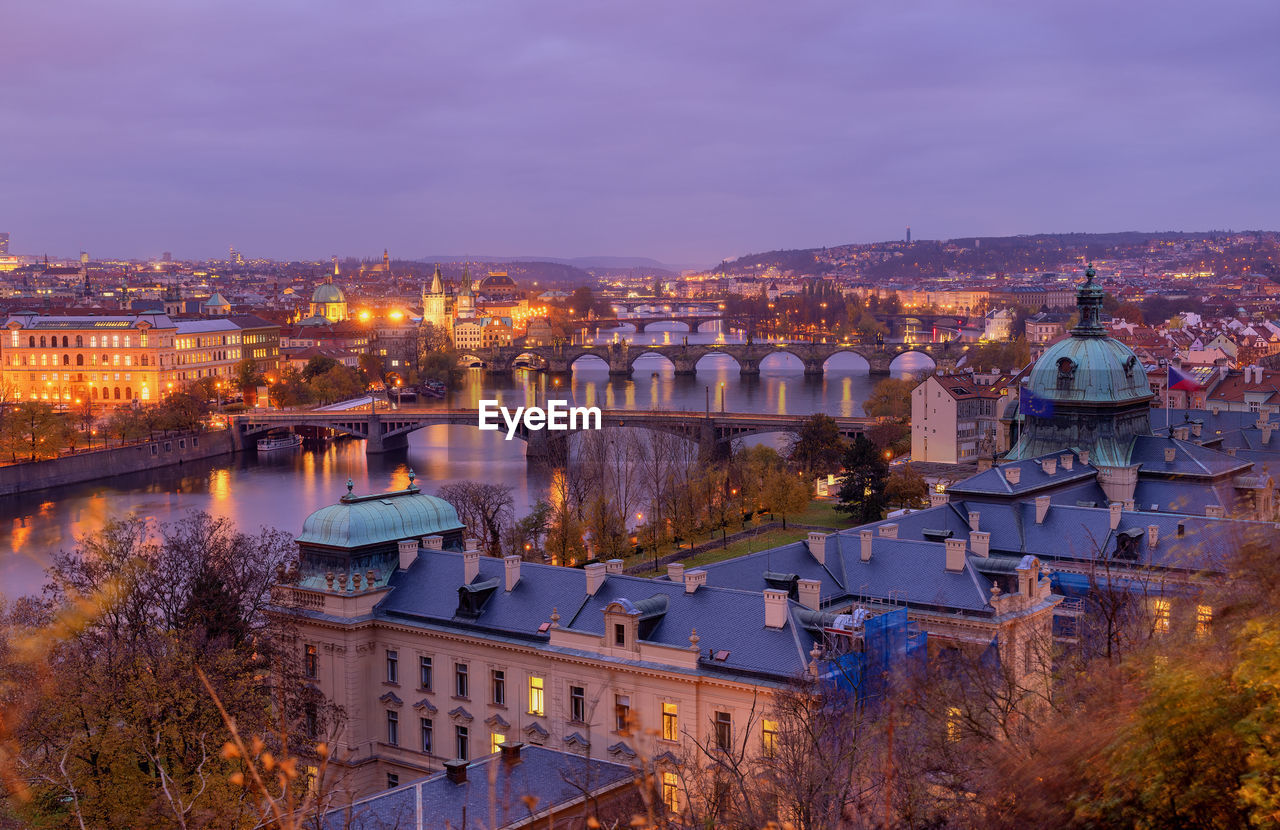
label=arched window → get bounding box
[62,354,70,366]
[75,335,83,348]
[90,335,97,348]
[76,354,84,366]
[113,387,120,400]
[140,355,148,366]
[102,354,108,366]
[28,336,35,348]
[39,336,46,348]
[62,336,69,348]
[1056,357,1077,392]
[124,387,132,400]
[102,386,109,400]
[92,387,98,400]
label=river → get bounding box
[0,324,934,600]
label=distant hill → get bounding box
[415,254,694,275]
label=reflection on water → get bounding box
[0,340,933,600]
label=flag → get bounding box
[1168,366,1201,392]
[1019,386,1054,418]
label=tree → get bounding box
[269,367,312,408]
[885,463,929,508]
[301,355,339,382]
[231,358,264,398]
[545,503,586,566]
[584,493,629,561]
[437,481,515,558]
[862,377,915,420]
[788,414,846,477]
[762,468,811,529]
[504,500,552,561]
[2,402,68,461]
[309,365,364,404]
[835,435,889,523]
[357,352,384,386]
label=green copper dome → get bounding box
[296,483,464,551]
[311,280,346,304]
[1028,335,1152,405]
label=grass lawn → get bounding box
[624,498,856,576]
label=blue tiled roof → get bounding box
[1128,435,1252,478]
[948,451,1096,500]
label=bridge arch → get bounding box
[889,349,938,375]
[757,350,806,372]
[822,350,872,374]
[456,353,486,369]
[567,351,610,372]
[629,350,677,373]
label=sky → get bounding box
[2,0,1277,267]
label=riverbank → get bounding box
[0,430,236,497]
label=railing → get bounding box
[271,585,326,611]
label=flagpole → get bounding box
[1166,362,1171,431]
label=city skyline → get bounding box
[3,1,1278,264]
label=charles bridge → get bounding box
[460,339,966,377]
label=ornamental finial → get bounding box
[408,469,416,487]
[346,478,354,495]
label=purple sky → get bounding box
[2,1,1277,266]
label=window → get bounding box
[386,650,399,684]
[490,731,506,754]
[304,702,318,739]
[714,711,732,751]
[662,771,679,812]
[946,706,962,742]
[420,718,433,754]
[386,773,399,789]
[614,623,626,646]
[570,685,586,723]
[304,645,317,678]
[419,656,433,690]
[386,710,399,746]
[1152,598,1171,634]
[1197,604,1213,637]
[8,332,15,349]
[662,702,678,741]
[615,695,631,733]
[455,663,469,698]
[491,669,505,706]
[455,726,469,761]
[762,719,778,757]
[528,676,545,716]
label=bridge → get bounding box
[460,339,966,377]
[232,407,878,458]
[580,314,737,334]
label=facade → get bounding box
[173,319,242,383]
[2,312,177,405]
[308,276,350,324]
[911,371,1013,464]
[226,314,281,377]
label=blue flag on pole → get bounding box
[1019,385,1055,418]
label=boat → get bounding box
[257,433,302,452]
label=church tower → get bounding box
[421,265,450,333]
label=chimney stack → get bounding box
[878,523,898,539]
[1263,424,1275,446]
[1004,466,1021,485]
[445,759,468,784]
[1060,454,1074,471]
[398,539,419,570]
[499,741,523,763]
[797,578,821,610]
[684,569,707,593]
[970,530,991,557]
[968,511,981,531]
[422,535,444,550]
[1164,447,1177,462]
[1147,525,1159,549]
[1041,458,1057,476]
[1207,505,1225,519]
[463,544,481,584]
[807,532,828,565]
[944,538,967,572]
[763,589,789,629]
[929,491,950,507]
[585,562,607,595]
[504,555,521,591]
[1035,495,1051,524]
[1109,501,1123,530]
[605,559,624,574]
[667,563,686,584]
[1079,450,1090,466]
[860,529,873,562]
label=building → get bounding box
[2,312,178,405]
[478,271,518,302]
[306,276,349,324]
[0,232,8,255]
[322,743,637,829]
[420,266,453,335]
[911,371,1014,464]
[226,314,281,378]
[453,317,515,351]
[173,319,242,384]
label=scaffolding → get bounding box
[823,607,927,701]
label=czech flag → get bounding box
[1168,366,1201,392]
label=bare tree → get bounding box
[437,481,515,557]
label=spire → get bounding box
[429,265,443,295]
[383,249,390,270]
[332,255,340,277]
[1072,263,1106,337]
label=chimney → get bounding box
[1123,499,1135,511]
[667,563,686,584]
[944,538,967,572]
[1041,458,1057,476]
[398,539,418,570]
[463,545,481,584]
[970,530,991,557]
[807,532,827,565]
[422,535,444,550]
[763,589,789,629]
[968,510,981,531]
[1060,454,1073,471]
[585,562,607,595]
[1147,525,1159,549]
[1207,505,1225,519]
[1079,450,1090,466]
[499,741,523,763]
[504,555,521,591]
[1174,426,1190,441]
[684,569,707,593]
[1191,421,1202,438]
[1264,424,1275,446]
[1035,495,1051,524]
[878,523,898,539]
[1004,466,1021,485]
[1164,447,1177,462]
[797,578,821,610]
[445,759,468,784]
[1109,501,1123,530]
[605,558,624,574]
[860,529,873,562]
[929,491,950,507]
[1210,403,1222,415]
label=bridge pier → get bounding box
[803,359,825,378]
[738,358,760,377]
[866,353,894,375]
[525,428,568,467]
[365,415,409,454]
[672,355,698,376]
[607,344,632,377]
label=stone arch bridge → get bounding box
[232,408,877,458]
[461,340,966,377]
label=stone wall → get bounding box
[0,430,236,497]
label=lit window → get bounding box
[303,644,317,678]
[1152,598,1171,634]
[529,676,545,716]
[946,706,962,742]
[1197,604,1213,637]
[762,719,778,757]
[662,771,679,812]
[662,702,678,741]
[490,731,505,754]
